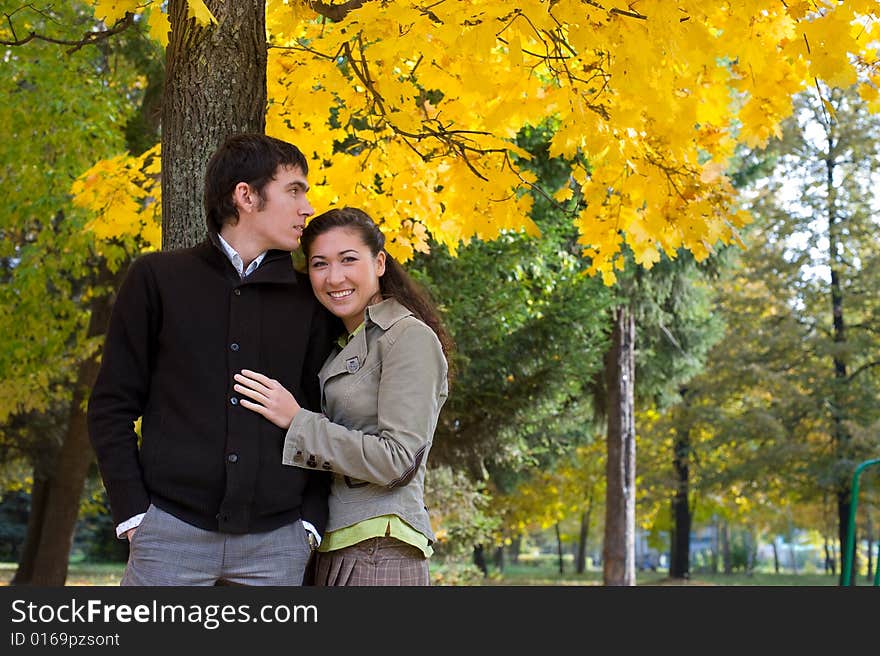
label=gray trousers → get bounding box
[121,504,312,586]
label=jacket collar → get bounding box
[319,299,413,384]
[364,298,413,330]
[200,231,299,285]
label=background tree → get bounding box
[0,0,157,583]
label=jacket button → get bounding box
[230,343,240,351]
[234,289,241,296]
[227,453,239,463]
[230,396,238,405]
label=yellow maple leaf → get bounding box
[188,0,218,27]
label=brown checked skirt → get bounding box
[313,536,430,586]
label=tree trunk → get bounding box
[773,539,780,574]
[721,521,731,575]
[576,490,593,574]
[823,535,835,576]
[555,523,564,574]
[510,535,521,564]
[161,0,267,250]
[11,475,51,584]
[820,128,855,585]
[492,545,504,572]
[27,268,121,585]
[602,304,636,586]
[472,544,488,577]
[669,393,691,579]
[866,510,874,582]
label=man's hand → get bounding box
[234,369,301,429]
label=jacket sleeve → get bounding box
[86,257,157,526]
[282,322,448,488]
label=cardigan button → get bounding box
[233,289,241,296]
[230,343,239,351]
[227,453,239,464]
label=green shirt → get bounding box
[319,514,433,558]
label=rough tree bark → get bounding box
[161,0,267,249]
[602,304,636,586]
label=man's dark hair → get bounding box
[203,133,309,233]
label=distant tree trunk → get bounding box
[602,304,636,586]
[745,528,756,574]
[472,545,487,577]
[161,0,267,250]
[720,521,731,575]
[509,535,521,564]
[555,523,564,574]
[11,474,52,584]
[821,128,854,585]
[576,490,594,574]
[669,390,691,579]
[773,539,781,574]
[27,268,120,585]
[823,535,836,575]
[865,510,874,582]
[493,545,504,572]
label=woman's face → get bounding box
[307,227,386,333]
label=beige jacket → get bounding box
[282,298,448,541]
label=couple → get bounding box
[87,133,452,586]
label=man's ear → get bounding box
[232,182,257,214]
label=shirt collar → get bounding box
[217,233,267,278]
[336,321,365,349]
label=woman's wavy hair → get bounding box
[300,207,455,381]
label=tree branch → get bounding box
[1,9,135,54]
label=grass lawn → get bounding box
[2,561,862,586]
[480,563,845,586]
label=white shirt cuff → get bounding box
[116,513,145,540]
[301,520,321,547]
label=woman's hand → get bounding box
[233,369,301,429]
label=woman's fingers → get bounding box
[234,381,269,403]
[239,369,275,387]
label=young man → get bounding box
[87,133,340,585]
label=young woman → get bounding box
[233,207,453,586]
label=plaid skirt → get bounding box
[313,536,430,586]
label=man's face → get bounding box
[249,165,314,252]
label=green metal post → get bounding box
[841,458,880,586]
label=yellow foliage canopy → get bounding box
[77,0,880,283]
